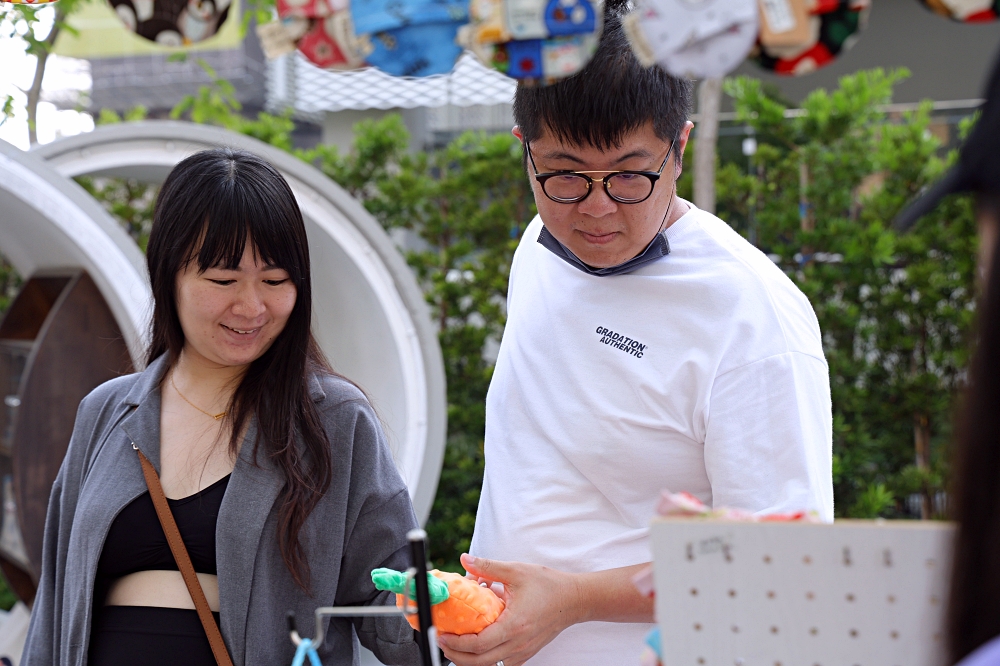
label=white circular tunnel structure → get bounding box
[0,122,445,522]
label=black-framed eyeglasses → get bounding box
[526,139,674,204]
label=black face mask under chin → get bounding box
[536,226,671,277]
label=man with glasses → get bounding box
[437,5,833,665]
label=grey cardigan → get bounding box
[21,355,421,666]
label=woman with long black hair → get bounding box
[895,48,1000,666]
[948,195,1000,666]
[21,148,420,666]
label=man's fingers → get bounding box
[438,637,519,666]
[439,647,521,666]
[437,621,507,654]
[460,553,519,584]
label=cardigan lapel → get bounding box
[218,421,284,666]
[119,354,170,469]
[217,371,328,665]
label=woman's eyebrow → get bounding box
[205,263,285,272]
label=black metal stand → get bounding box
[408,528,436,666]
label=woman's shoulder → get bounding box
[309,371,392,459]
[76,372,143,423]
[310,370,374,416]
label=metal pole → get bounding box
[408,529,437,666]
[694,77,723,214]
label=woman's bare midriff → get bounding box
[105,570,220,612]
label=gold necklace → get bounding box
[171,374,227,420]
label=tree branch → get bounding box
[26,7,65,145]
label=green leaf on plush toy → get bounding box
[371,568,450,604]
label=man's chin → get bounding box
[561,240,621,267]
[572,252,624,269]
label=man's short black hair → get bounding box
[513,1,693,151]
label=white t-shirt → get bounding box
[470,205,833,665]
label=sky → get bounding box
[0,6,95,151]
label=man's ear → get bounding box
[674,121,694,176]
[512,126,525,143]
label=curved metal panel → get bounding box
[0,140,149,367]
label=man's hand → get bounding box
[436,554,584,666]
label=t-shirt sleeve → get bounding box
[703,351,834,522]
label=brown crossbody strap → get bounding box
[135,446,236,666]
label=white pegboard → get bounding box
[650,519,955,666]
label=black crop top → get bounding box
[93,474,230,606]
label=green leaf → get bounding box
[371,569,450,604]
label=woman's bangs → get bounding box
[194,177,304,279]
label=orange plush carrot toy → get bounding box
[371,568,505,635]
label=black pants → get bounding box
[88,606,219,666]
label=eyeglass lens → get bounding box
[544,173,654,203]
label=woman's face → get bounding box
[175,243,297,369]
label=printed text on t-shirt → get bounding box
[596,326,646,358]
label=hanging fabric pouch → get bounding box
[460,0,602,84]
[622,0,758,78]
[916,0,998,21]
[348,0,469,76]
[751,0,869,75]
[108,0,233,45]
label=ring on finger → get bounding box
[496,661,505,666]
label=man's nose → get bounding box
[576,179,619,217]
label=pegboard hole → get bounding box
[767,590,776,599]
[846,593,855,602]
[930,596,940,605]
[690,588,698,596]
[810,627,818,636]
[694,623,702,632]
[806,591,815,600]
[731,625,739,633]
[763,555,772,564]
[697,659,705,665]
[728,589,737,598]
[927,559,936,568]
[850,629,859,638]
[891,631,899,640]
[888,595,896,603]
[771,626,779,634]
[803,555,812,564]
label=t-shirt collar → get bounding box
[536,225,671,277]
